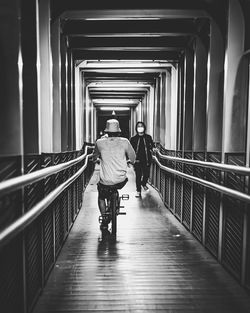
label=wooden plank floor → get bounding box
[33,166,250,313]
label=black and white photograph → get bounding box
[1,1,250,312]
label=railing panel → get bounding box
[164,172,170,208]
[205,189,220,257]
[0,157,22,231]
[168,151,175,212]
[25,219,42,312]
[23,155,44,312]
[223,196,244,280]
[151,146,250,289]
[24,155,43,211]
[0,157,23,313]
[0,237,23,313]
[54,197,63,257]
[192,152,205,242]
[42,207,54,281]
[175,151,183,220]
[161,171,166,203]
[222,153,246,281]
[0,145,94,313]
[182,152,192,229]
[247,212,250,289]
[205,153,221,258]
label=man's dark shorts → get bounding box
[97,178,128,200]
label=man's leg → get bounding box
[98,197,106,215]
[134,163,142,192]
[97,183,107,215]
[98,195,110,229]
[142,164,150,187]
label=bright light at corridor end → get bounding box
[99,107,130,111]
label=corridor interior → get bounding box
[1,1,250,313]
[33,165,250,313]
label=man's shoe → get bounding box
[142,185,149,191]
[100,222,108,230]
[135,191,141,198]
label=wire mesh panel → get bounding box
[24,155,43,211]
[155,164,160,191]
[205,153,221,257]
[25,220,42,312]
[77,172,84,212]
[192,152,205,242]
[159,169,165,200]
[70,179,77,224]
[42,155,55,281]
[158,147,170,208]
[168,151,176,212]
[151,162,155,186]
[164,170,170,208]
[23,156,43,311]
[54,197,63,257]
[0,156,22,231]
[222,196,244,280]
[246,211,250,290]
[54,154,62,188]
[68,183,74,227]
[225,153,245,192]
[0,237,24,313]
[42,154,54,195]
[206,190,220,257]
[42,206,54,281]
[175,151,183,220]
[0,145,95,313]
[149,161,154,185]
[222,153,246,281]
[182,152,193,229]
[61,188,69,241]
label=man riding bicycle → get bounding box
[93,119,136,230]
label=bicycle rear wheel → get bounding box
[110,191,119,236]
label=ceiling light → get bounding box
[83,62,166,68]
[99,107,130,111]
[85,17,160,21]
[93,99,137,104]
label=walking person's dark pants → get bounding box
[134,162,150,192]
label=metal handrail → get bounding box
[155,149,250,175]
[0,153,93,249]
[153,156,250,204]
[0,145,93,197]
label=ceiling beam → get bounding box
[62,19,199,36]
[73,50,180,60]
[60,9,209,20]
[68,36,187,49]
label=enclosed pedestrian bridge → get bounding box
[1,0,250,312]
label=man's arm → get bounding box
[126,140,136,164]
[92,142,101,163]
[129,136,136,150]
[149,135,155,149]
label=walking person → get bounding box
[130,121,155,197]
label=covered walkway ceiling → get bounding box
[49,0,232,110]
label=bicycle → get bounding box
[98,184,129,238]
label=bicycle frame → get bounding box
[109,189,119,236]
[99,187,129,237]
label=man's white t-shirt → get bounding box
[93,136,136,185]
